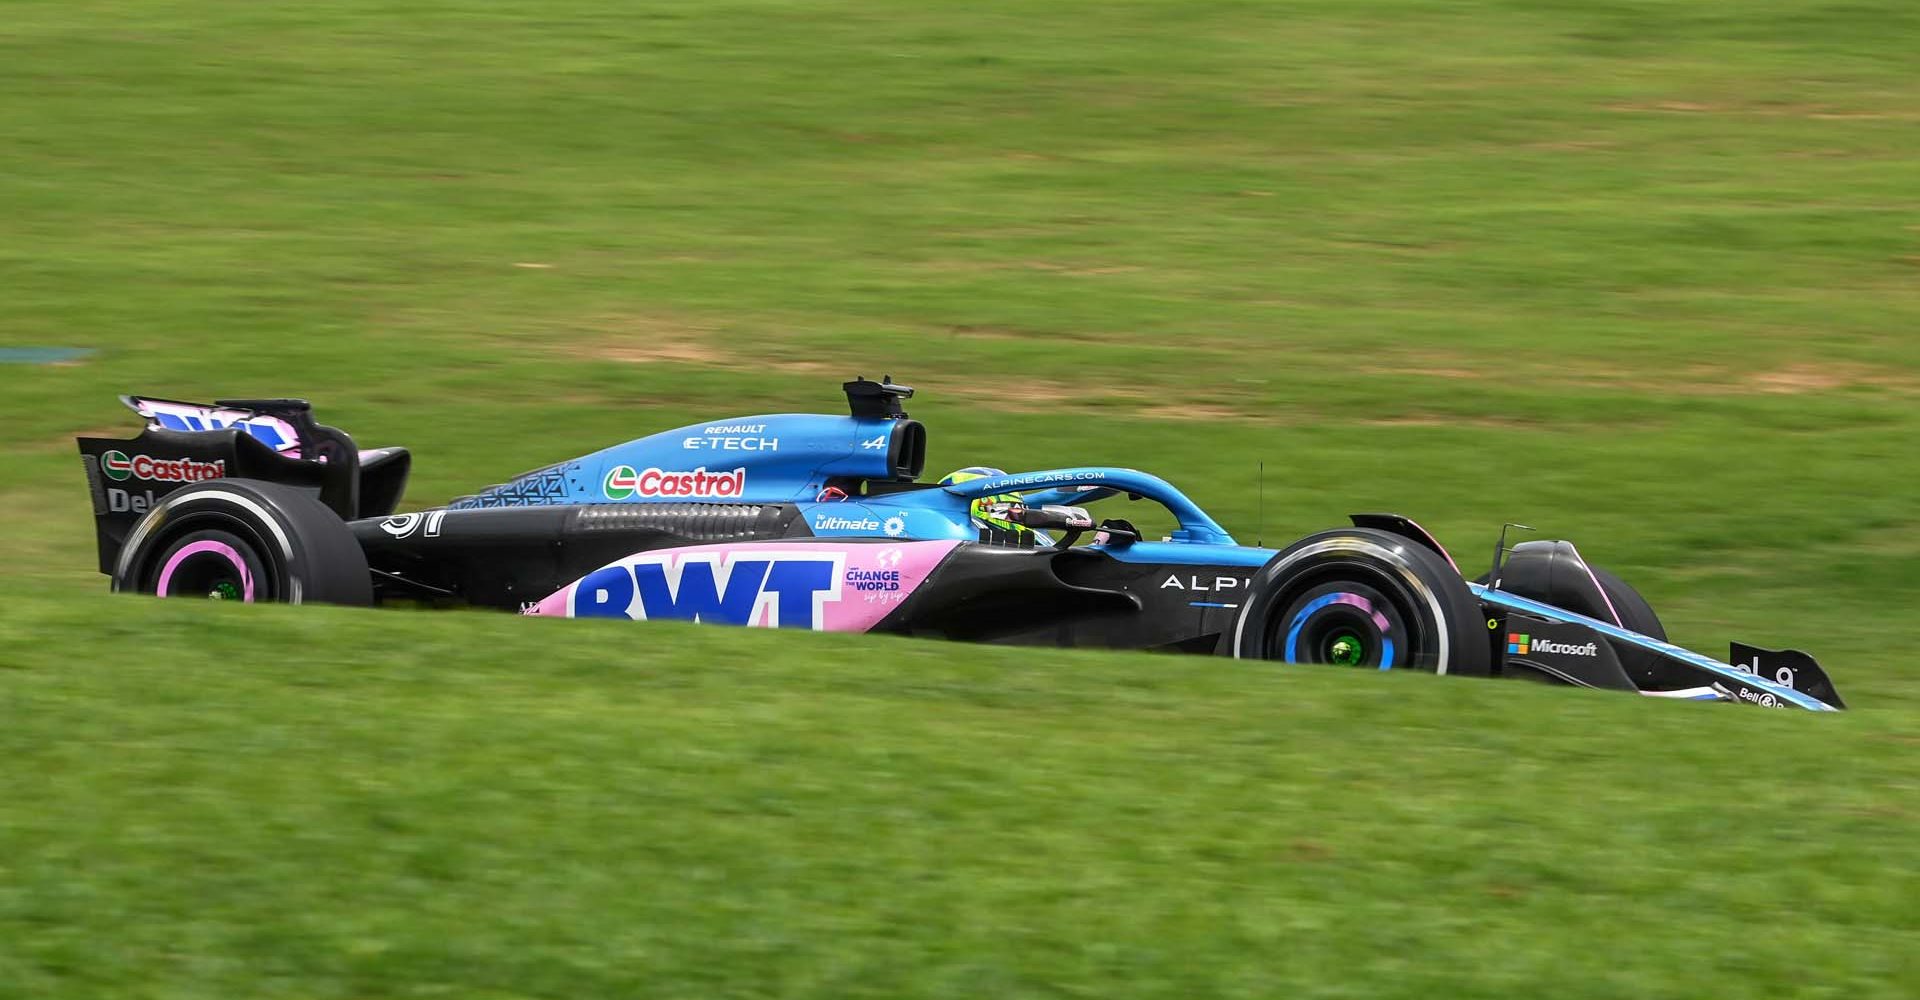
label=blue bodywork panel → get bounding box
[451,413,909,509]
[450,415,1245,549]
[1091,542,1276,567]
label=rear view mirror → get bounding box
[1006,504,1095,532]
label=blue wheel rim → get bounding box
[1283,591,1397,669]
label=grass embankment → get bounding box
[3,598,1915,997]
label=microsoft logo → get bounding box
[1505,632,1601,658]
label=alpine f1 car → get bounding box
[75,378,1845,711]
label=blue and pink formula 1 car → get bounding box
[75,378,1845,711]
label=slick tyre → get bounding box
[1589,565,1666,642]
[113,479,372,606]
[1472,560,1665,640]
[1590,565,1667,685]
[1234,527,1490,676]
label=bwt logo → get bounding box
[571,552,843,628]
[147,410,294,451]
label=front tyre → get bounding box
[1234,527,1491,676]
[114,479,372,606]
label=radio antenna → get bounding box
[1256,461,1266,547]
[1488,522,1535,589]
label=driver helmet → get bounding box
[938,466,1027,537]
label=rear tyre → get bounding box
[1234,528,1491,676]
[148,529,271,601]
[114,479,372,606]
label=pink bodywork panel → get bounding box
[524,540,961,631]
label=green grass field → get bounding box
[2,1,1917,995]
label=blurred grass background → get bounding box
[2,1,1917,996]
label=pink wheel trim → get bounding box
[155,540,256,601]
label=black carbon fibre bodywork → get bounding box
[353,502,810,610]
[872,546,1250,653]
[77,428,333,574]
[354,503,1255,651]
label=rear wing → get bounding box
[76,397,409,574]
[127,396,311,457]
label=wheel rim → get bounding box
[154,539,257,601]
[1271,583,1410,670]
